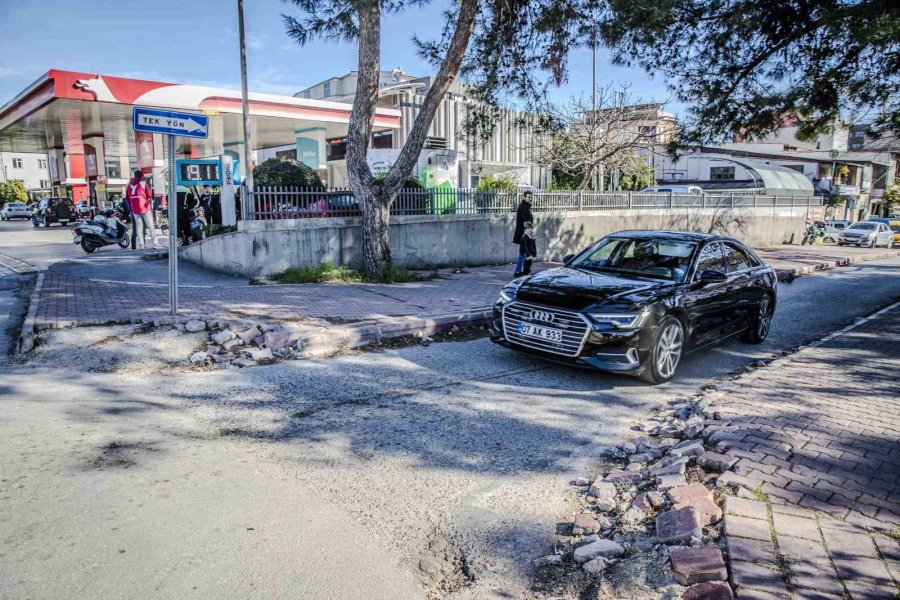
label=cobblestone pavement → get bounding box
[31,245,900,330]
[711,304,900,599]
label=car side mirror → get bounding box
[562,254,575,264]
[697,269,727,283]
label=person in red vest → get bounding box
[126,170,160,249]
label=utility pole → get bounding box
[237,0,254,206]
[591,32,599,192]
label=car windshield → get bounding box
[7,203,25,208]
[572,237,697,281]
[848,223,877,231]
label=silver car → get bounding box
[837,221,894,248]
[0,202,31,220]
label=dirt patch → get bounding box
[418,531,475,599]
[86,441,159,470]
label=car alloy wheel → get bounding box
[742,294,773,344]
[656,323,683,379]
[642,316,683,384]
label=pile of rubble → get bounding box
[183,319,304,369]
[539,397,740,600]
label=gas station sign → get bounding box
[176,159,222,186]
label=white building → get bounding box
[0,151,51,192]
[258,69,550,189]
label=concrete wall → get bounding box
[181,206,809,278]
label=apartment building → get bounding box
[0,151,51,192]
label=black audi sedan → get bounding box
[491,231,777,384]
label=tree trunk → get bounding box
[359,186,392,279]
[577,165,595,191]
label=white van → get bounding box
[641,185,704,195]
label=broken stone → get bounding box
[243,347,274,361]
[620,441,637,454]
[669,484,723,525]
[650,458,688,477]
[630,452,655,463]
[685,423,704,439]
[211,353,234,364]
[185,319,207,333]
[605,469,642,484]
[589,480,617,511]
[632,494,655,515]
[232,358,257,368]
[669,440,705,458]
[573,540,625,564]
[669,546,727,585]
[572,477,591,486]
[582,556,610,574]
[572,513,603,536]
[625,462,644,473]
[189,351,209,363]
[682,581,734,600]
[236,325,263,345]
[534,554,564,567]
[222,338,244,351]
[656,507,703,544]
[647,491,666,508]
[260,330,303,351]
[656,473,686,490]
[620,507,647,527]
[211,330,236,345]
[697,451,738,473]
[576,534,601,546]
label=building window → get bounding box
[638,125,656,139]
[710,166,735,180]
[275,149,297,160]
[105,160,121,179]
[302,90,311,99]
[39,180,50,189]
[372,131,393,149]
[323,81,332,97]
[38,158,47,169]
[12,158,22,169]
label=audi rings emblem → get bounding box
[530,310,555,323]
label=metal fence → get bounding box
[246,187,823,220]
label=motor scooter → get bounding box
[73,209,130,253]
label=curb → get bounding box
[16,270,44,354]
[773,248,899,280]
[297,308,494,357]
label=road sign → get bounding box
[132,107,209,139]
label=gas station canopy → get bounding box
[0,69,401,199]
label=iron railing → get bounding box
[245,187,823,221]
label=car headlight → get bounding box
[497,286,518,304]
[589,311,649,328]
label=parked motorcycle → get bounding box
[73,209,130,253]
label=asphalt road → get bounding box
[1,257,898,599]
[0,218,244,286]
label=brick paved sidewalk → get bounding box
[32,245,900,332]
[708,304,900,599]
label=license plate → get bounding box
[73,236,82,243]
[518,322,563,342]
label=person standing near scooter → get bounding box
[126,170,160,250]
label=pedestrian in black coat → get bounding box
[518,222,537,276]
[513,191,533,275]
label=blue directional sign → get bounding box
[132,107,209,139]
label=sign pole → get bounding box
[167,134,178,315]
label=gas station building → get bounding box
[0,69,401,205]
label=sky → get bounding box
[0,0,675,112]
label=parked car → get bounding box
[641,185,704,195]
[1,202,31,220]
[819,219,851,243]
[890,220,900,245]
[491,231,776,384]
[837,221,894,247]
[32,196,76,227]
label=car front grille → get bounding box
[502,301,590,357]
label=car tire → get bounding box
[742,294,774,344]
[640,316,684,385]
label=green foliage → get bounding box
[0,180,28,205]
[203,224,238,238]
[551,168,583,191]
[273,262,425,284]
[619,165,655,191]
[883,184,900,214]
[475,175,517,191]
[824,191,843,207]
[375,172,424,189]
[599,0,900,144]
[253,158,323,188]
